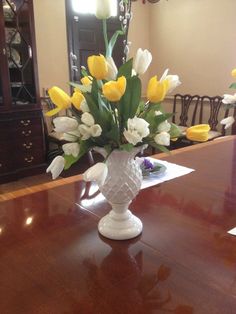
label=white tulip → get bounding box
[123,129,142,146]
[133,48,152,75]
[81,112,95,127]
[222,93,236,105]
[220,116,235,129]
[95,0,112,19]
[160,69,181,94]
[90,124,102,137]
[154,132,170,146]
[166,75,181,94]
[106,57,118,80]
[78,124,91,140]
[62,143,80,158]
[158,120,171,133]
[83,162,108,186]
[46,156,65,180]
[123,117,150,145]
[155,110,163,116]
[80,100,90,113]
[53,117,79,133]
[62,129,80,142]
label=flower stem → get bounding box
[102,19,109,56]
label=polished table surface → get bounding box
[1,136,236,314]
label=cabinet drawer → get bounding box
[0,152,13,174]
[17,150,45,168]
[14,117,42,129]
[17,137,44,153]
[17,124,43,139]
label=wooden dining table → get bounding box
[1,136,236,314]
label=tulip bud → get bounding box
[71,90,85,110]
[186,124,210,142]
[83,162,108,186]
[154,132,170,146]
[46,86,71,116]
[81,112,95,127]
[231,68,236,78]
[95,0,113,19]
[133,48,152,75]
[62,143,80,158]
[147,76,169,103]
[88,54,108,80]
[53,117,79,133]
[106,57,118,81]
[102,76,126,102]
[46,156,65,180]
[220,116,235,129]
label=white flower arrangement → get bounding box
[45,0,181,180]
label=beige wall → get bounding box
[34,0,70,95]
[128,2,151,93]
[150,0,236,96]
[34,0,236,97]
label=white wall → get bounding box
[34,0,70,94]
[34,0,236,97]
[149,0,236,96]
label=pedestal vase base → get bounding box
[98,209,143,240]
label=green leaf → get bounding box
[64,154,80,170]
[169,123,181,138]
[64,140,93,170]
[68,81,91,93]
[119,76,142,130]
[149,142,170,154]
[105,123,119,143]
[229,82,236,89]
[117,58,133,78]
[107,30,124,57]
[120,143,134,152]
[91,79,99,104]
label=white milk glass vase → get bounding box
[94,146,146,240]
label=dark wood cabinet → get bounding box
[0,0,46,183]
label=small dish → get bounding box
[141,161,167,177]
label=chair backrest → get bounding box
[172,94,201,127]
[40,97,58,135]
[199,96,228,135]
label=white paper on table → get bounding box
[141,157,195,190]
[227,227,236,236]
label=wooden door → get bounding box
[66,0,128,83]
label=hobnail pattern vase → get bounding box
[94,146,144,240]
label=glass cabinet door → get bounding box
[2,0,36,106]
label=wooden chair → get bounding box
[171,94,201,149]
[199,95,229,139]
[172,94,201,128]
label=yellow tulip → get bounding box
[147,76,169,103]
[81,76,93,85]
[71,90,85,110]
[46,86,71,116]
[102,76,126,102]
[231,68,236,78]
[186,124,210,142]
[87,54,108,80]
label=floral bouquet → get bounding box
[46,0,181,181]
[220,68,236,130]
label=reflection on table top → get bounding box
[1,136,236,314]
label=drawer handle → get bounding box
[0,163,2,168]
[21,119,31,126]
[23,142,33,149]
[22,130,32,137]
[24,156,34,163]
